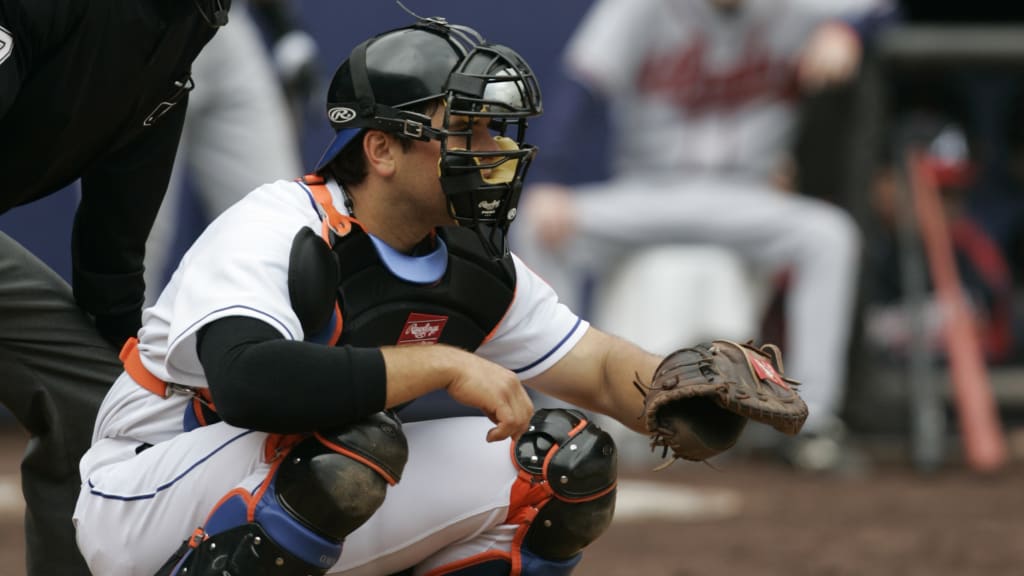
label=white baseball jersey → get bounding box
[73,176,589,576]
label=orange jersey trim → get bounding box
[301,174,358,238]
[120,336,217,411]
[481,283,517,345]
[120,337,167,397]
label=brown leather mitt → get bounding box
[636,340,808,466]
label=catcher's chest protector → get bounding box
[329,225,516,351]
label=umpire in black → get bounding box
[0,0,230,573]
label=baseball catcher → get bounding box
[637,339,808,466]
[72,9,811,576]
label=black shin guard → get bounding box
[279,411,408,540]
[515,409,618,560]
[162,412,408,576]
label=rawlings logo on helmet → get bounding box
[328,107,357,124]
[0,25,12,65]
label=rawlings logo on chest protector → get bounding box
[398,313,449,345]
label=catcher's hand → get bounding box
[636,340,808,466]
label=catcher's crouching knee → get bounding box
[512,409,618,561]
[279,410,409,540]
[157,412,408,576]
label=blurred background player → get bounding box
[0,0,229,573]
[515,0,895,472]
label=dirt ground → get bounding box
[581,454,1024,576]
[0,429,1022,576]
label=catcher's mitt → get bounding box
[636,340,808,466]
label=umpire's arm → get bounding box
[73,97,187,348]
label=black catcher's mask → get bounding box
[315,17,543,258]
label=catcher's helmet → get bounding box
[314,16,543,257]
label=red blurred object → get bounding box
[908,148,1007,473]
[949,217,1015,362]
[920,156,976,190]
[919,122,977,190]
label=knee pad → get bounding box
[160,411,408,576]
[280,410,409,540]
[513,408,617,561]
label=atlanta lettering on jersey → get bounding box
[637,30,797,112]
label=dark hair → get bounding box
[324,131,368,188]
[324,100,440,188]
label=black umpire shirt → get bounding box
[0,0,226,345]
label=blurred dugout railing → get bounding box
[840,25,1024,472]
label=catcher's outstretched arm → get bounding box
[526,326,660,434]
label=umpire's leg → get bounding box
[0,231,121,576]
